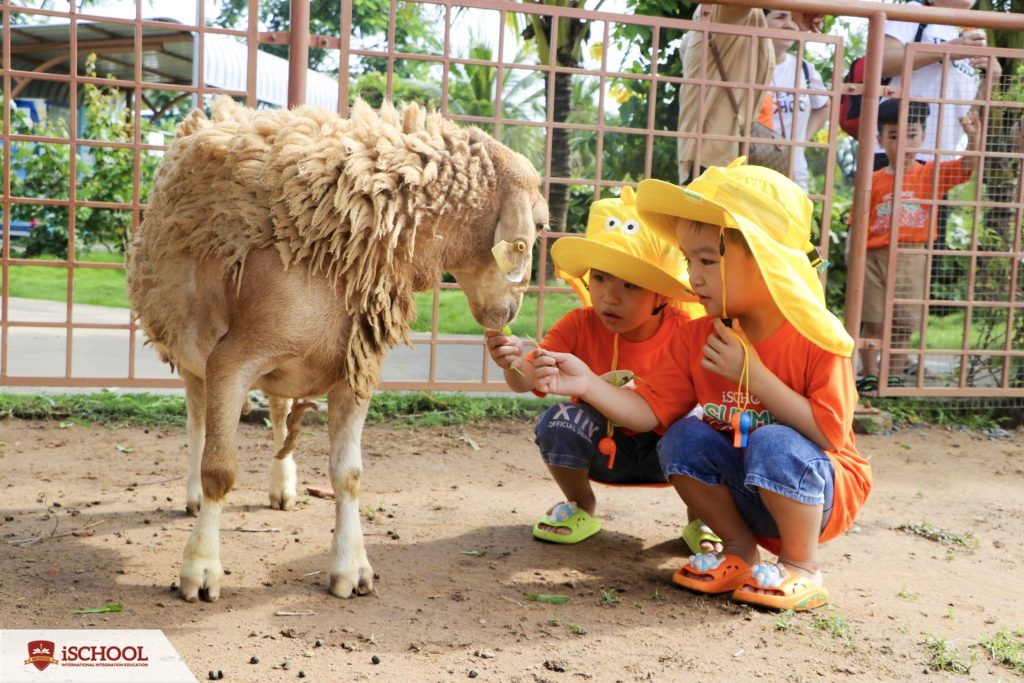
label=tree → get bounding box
[211,0,438,74]
[7,55,170,259]
[515,0,604,230]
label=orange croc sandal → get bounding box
[671,553,753,594]
[731,562,829,611]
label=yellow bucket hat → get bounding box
[552,186,697,307]
[635,158,853,357]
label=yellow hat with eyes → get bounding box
[636,157,854,356]
[551,186,697,306]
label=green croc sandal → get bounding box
[532,502,602,544]
[682,519,722,555]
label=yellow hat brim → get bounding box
[551,237,693,301]
[636,178,854,357]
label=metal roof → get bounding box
[6,18,340,110]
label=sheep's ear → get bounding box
[492,193,535,283]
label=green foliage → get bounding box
[210,0,438,73]
[980,627,1024,675]
[896,522,981,550]
[924,635,975,675]
[7,55,169,259]
[0,390,188,428]
[0,390,556,429]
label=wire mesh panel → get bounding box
[2,0,1023,401]
[869,41,1024,397]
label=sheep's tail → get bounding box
[273,400,319,460]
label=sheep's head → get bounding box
[448,146,548,330]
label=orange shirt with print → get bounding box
[536,305,695,435]
[633,317,871,551]
[867,158,972,250]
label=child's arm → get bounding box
[532,349,661,433]
[703,319,834,450]
[484,328,535,393]
[958,110,982,175]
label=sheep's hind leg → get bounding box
[180,337,261,603]
[326,386,374,598]
[181,368,206,516]
[268,396,296,510]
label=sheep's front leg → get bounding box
[326,386,374,598]
[267,396,296,510]
[180,338,260,603]
[180,368,206,516]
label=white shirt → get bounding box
[883,6,980,158]
[771,53,828,190]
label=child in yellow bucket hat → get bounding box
[529,159,871,611]
[485,186,711,547]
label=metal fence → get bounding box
[1,0,1022,398]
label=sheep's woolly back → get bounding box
[132,97,505,398]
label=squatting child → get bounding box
[858,98,981,390]
[485,187,715,551]
[530,159,871,611]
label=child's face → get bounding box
[587,269,663,339]
[878,122,924,166]
[675,219,764,319]
[764,10,799,53]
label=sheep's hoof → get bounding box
[329,566,374,599]
[268,492,295,511]
[180,560,223,603]
[185,499,201,516]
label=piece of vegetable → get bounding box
[522,592,571,604]
[75,603,123,614]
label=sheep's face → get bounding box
[450,172,548,330]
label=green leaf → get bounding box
[75,603,123,614]
[522,592,571,604]
[115,444,133,453]
[460,550,486,557]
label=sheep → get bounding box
[126,97,548,602]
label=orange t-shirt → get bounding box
[867,158,972,250]
[633,317,872,548]
[536,305,695,435]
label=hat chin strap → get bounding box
[718,227,753,448]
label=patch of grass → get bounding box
[598,588,621,607]
[812,612,852,642]
[4,252,129,308]
[0,391,556,429]
[0,390,186,427]
[366,392,556,427]
[869,396,1008,431]
[924,635,975,674]
[897,587,917,601]
[566,622,587,636]
[897,522,980,550]
[772,610,796,631]
[979,627,1024,674]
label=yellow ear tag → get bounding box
[491,239,528,276]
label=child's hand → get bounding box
[959,111,982,154]
[531,349,592,397]
[951,29,987,49]
[485,328,524,372]
[702,319,759,383]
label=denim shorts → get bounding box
[657,416,834,538]
[534,401,666,484]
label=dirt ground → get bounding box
[1,415,1023,682]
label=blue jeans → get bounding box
[657,416,834,539]
[535,402,666,484]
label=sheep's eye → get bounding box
[604,217,620,231]
[622,220,640,234]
